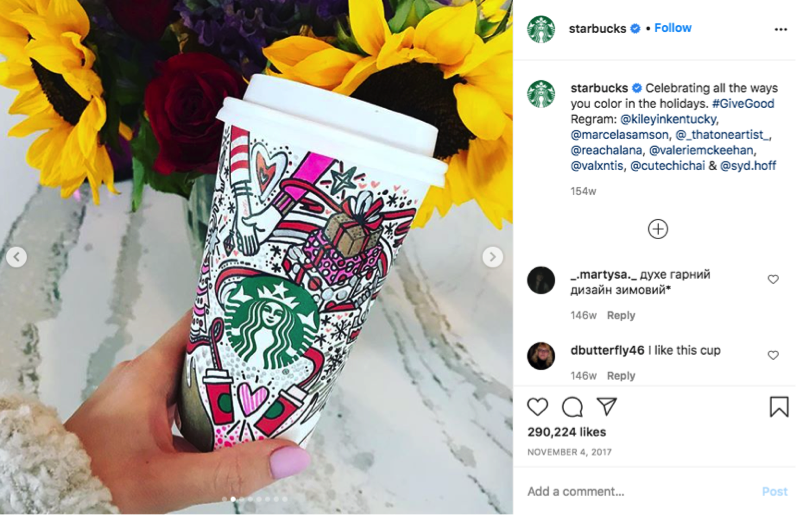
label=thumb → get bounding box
[165,440,311,507]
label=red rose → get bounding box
[106,0,179,42]
[145,53,246,175]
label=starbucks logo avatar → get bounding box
[225,276,319,369]
[528,80,556,108]
[528,16,555,43]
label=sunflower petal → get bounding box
[118,121,133,141]
[414,1,477,65]
[0,12,32,62]
[59,176,85,200]
[291,47,362,89]
[445,26,512,79]
[0,60,37,89]
[95,146,118,196]
[63,31,95,68]
[453,83,507,140]
[62,121,84,167]
[263,36,337,70]
[47,0,90,37]
[6,11,50,42]
[480,0,507,20]
[63,67,104,101]
[413,184,450,228]
[26,35,84,75]
[8,106,61,137]
[349,0,389,57]
[28,125,69,184]
[462,53,512,115]
[446,151,474,206]
[464,123,512,227]
[376,28,414,70]
[8,85,48,115]
[75,97,104,158]
[334,55,378,96]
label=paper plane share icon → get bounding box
[597,398,617,416]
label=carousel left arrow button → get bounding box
[6,247,27,268]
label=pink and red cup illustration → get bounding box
[178,76,446,450]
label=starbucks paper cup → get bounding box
[178,75,446,451]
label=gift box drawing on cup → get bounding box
[178,79,445,451]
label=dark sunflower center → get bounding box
[351,62,474,160]
[31,59,88,126]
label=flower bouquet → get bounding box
[0,0,512,228]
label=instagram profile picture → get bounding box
[528,342,555,371]
[527,80,555,108]
[527,16,555,43]
[527,266,555,294]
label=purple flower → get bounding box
[177,0,349,78]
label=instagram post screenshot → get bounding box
[0,0,792,514]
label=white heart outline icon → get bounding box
[768,351,779,360]
[527,397,548,416]
[768,275,779,284]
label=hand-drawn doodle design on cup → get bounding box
[225,276,320,370]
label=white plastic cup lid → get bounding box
[243,75,439,158]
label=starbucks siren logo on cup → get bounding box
[178,76,447,451]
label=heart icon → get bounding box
[253,146,288,199]
[768,275,779,284]
[393,185,401,191]
[527,397,548,416]
[238,383,269,417]
[371,181,380,188]
[769,350,779,360]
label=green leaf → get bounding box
[334,19,366,55]
[484,1,513,42]
[132,155,146,212]
[146,169,203,199]
[476,19,500,38]
[388,0,414,32]
[129,116,158,210]
[413,0,433,20]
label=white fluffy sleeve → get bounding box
[0,387,118,514]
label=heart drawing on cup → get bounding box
[769,350,779,360]
[768,275,780,284]
[238,383,269,417]
[527,397,548,416]
[252,143,288,200]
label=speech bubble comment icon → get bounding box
[562,397,583,417]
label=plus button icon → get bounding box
[648,219,668,239]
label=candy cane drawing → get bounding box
[229,126,338,256]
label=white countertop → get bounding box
[0,88,513,514]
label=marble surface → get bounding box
[0,88,513,514]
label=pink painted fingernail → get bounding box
[270,446,311,480]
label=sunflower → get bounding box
[0,0,116,203]
[262,0,512,228]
